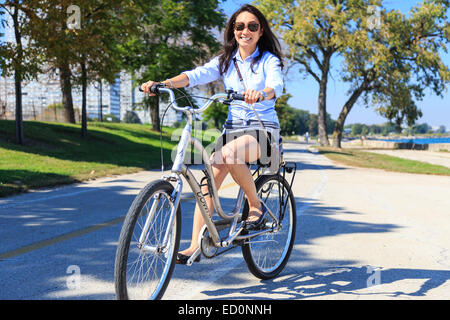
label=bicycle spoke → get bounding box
[243,175,295,278]
[115,183,178,300]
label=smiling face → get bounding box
[234,11,263,52]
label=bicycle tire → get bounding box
[115,179,181,300]
[241,174,296,279]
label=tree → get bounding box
[123,110,142,124]
[331,0,449,147]
[361,125,369,137]
[308,113,318,136]
[351,123,364,135]
[437,125,446,133]
[70,1,137,138]
[293,109,310,135]
[203,82,228,128]
[23,1,130,127]
[21,1,77,124]
[275,93,296,135]
[412,122,432,134]
[273,93,314,136]
[23,1,136,131]
[122,0,225,132]
[0,1,40,145]
[326,112,336,134]
[381,121,399,135]
[203,100,228,128]
[257,0,356,146]
[257,0,450,148]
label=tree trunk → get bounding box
[12,3,24,145]
[81,59,88,138]
[332,83,367,148]
[59,62,76,123]
[317,54,331,146]
[14,72,24,145]
[149,96,161,132]
[214,116,219,129]
[98,80,103,122]
[318,78,329,146]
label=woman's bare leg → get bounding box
[221,134,263,221]
[179,134,263,256]
[179,152,228,256]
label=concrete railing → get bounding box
[341,139,450,152]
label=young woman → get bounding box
[141,4,284,264]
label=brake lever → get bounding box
[224,90,262,104]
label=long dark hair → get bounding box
[218,4,284,75]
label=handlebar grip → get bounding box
[230,93,245,101]
[230,93,262,103]
[138,83,164,94]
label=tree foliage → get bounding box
[336,0,450,146]
[0,1,45,144]
[257,0,450,147]
[22,0,136,127]
[122,0,226,131]
[275,93,334,136]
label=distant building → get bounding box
[0,68,181,126]
[0,11,180,125]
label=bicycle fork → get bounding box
[138,179,183,254]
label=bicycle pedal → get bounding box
[186,249,201,266]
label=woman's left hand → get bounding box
[242,89,264,104]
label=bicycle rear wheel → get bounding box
[241,174,296,279]
[115,180,181,300]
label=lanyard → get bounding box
[233,57,247,91]
[232,57,271,142]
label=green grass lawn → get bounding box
[317,147,450,176]
[0,120,219,197]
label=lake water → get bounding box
[380,137,450,144]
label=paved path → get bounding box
[0,142,449,299]
[365,149,450,168]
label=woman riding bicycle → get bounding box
[141,4,284,264]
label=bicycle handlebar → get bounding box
[138,84,249,113]
[230,92,245,101]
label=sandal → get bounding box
[244,204,267,231]
[176,252,201,265]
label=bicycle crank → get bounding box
[200,225,218,258]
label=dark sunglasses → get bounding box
[234,22,260,32]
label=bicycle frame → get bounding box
[139,88,282,264]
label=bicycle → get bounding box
[114,84,297,300]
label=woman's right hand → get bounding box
[141,80,158,95]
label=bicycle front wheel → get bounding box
[241,174,296,279]
[115,180,181,300]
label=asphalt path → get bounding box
[1,142,449,300]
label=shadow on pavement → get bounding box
[194,196,449,299]
[200,266,450,299]
[2,154,447,300]
[165,194,448,300]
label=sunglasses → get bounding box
[234,22,260,32]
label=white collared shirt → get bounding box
[182,47,284,124]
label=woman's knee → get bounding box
[221,145,240,165]
[208,152,229,186]
[222,135,260,165]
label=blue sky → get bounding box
[220,0,450,130]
